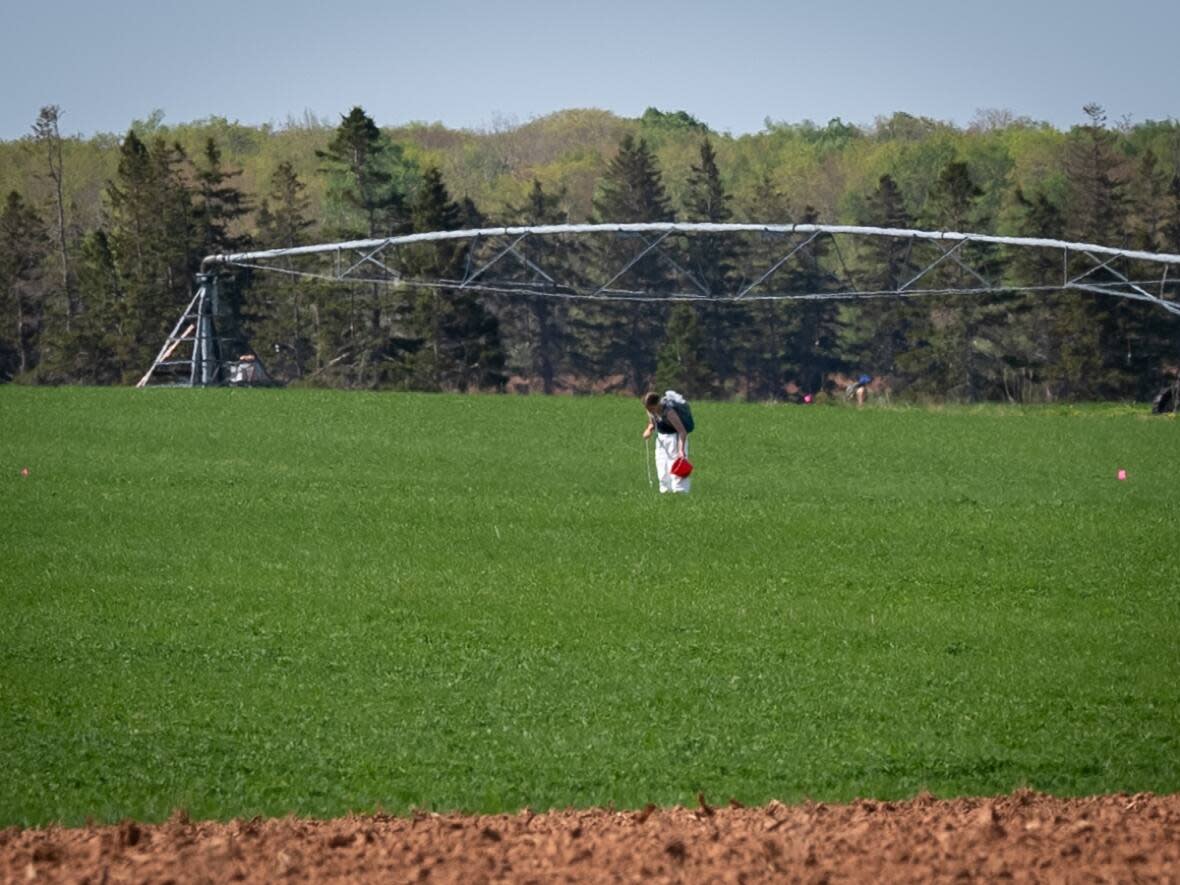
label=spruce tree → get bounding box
[105,132,197,379]
[1163,176,1180,254]
[780,206,843,396]
[31,106,74,326]
[60,230,128,383]
[681,138,741,393]
[500,179,572,392]
[1128,149,1170,252]
[585,134,675,393]
[1003,188,1067,401]
[0,192,50,379]
[901,160,1003,400]
[402,168,504,391]
[682,139,735,293]
[1064,105,1129,245]
[838,174,918,383]
[1061,105,1135,397]
[194,138,252,258]
[1121,152,1180,396]
[249,161,317,380]
[654,303,712,394]
[734,172,795,398]
[317,106,409,239]
[316,108,416,384]
[593,134,674,225]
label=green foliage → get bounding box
[2,104,1180,399]
[248,162,317,380]
[316,107,414,239]
[840,174,919,378]
[0,192,50,379]
[104,131,198,379]
[654,303,712,393]
[498,181,573,392]
[593,134,675,225]
[58,230,129,383]
[401,168,505,392]
[193,138,252,257]
[584,135,679,392]
[1,389,1178,826]
[639,107,710,139]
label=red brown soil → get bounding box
[3,791,1178,883]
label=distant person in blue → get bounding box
[846,374,872,407]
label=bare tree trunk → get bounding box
[33,106,74,327]
[311,301,323,371]
[16,292,28,375]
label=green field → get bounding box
[1,388,1177,827]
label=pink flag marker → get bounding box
[20,467,29,477]
[1117,469,1127,481]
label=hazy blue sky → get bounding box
[2,0,1177,140]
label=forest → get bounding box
[1,103,1178,401]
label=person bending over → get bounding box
[642,391,691,494]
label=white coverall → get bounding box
[655,430,691,494]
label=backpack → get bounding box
[662,390,695,433]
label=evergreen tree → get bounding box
[654,303,712,394]
[780,206,844,396]
[0,192,50,379]
[316,108,416,384]
[1128,149,1170,252]
[256,161,315,247]
[401,168,505,391]
[1064,105,1129,245]
[1120,153,1180,396]
[593,134,674,226]
[500,179,572,392]
[733,172,795,398]
[1007,188,1065,286]
[681,138,742,393]
[58,230,129,383]
[249,161,317,380]
[838,174,918,382]
[584,135,675,393]
[31,106,74,326]
[682,139,735,293]
[105,132,197,379]
[1163,176,1180,254]
[901,160,1005,400]
[316,106,409,239]
[1061,105,1136,397]
[194,138,252,258]
[1001,188,1066,401]
[192,138,254,372]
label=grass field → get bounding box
[1,387,1178,828]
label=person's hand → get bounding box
[642,426,652,439]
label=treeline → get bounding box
[2,104,1179,400]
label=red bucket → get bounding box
[670,456,694,478]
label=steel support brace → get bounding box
[737,231,823,298]
[592,231,673,296]
[461,233,531,288]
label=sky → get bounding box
[2,0,1178,141]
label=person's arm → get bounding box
[665,408,687,456]
[642,414,655,439]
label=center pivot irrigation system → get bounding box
[137,222,1180,388]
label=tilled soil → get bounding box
[3,791,1178,883]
